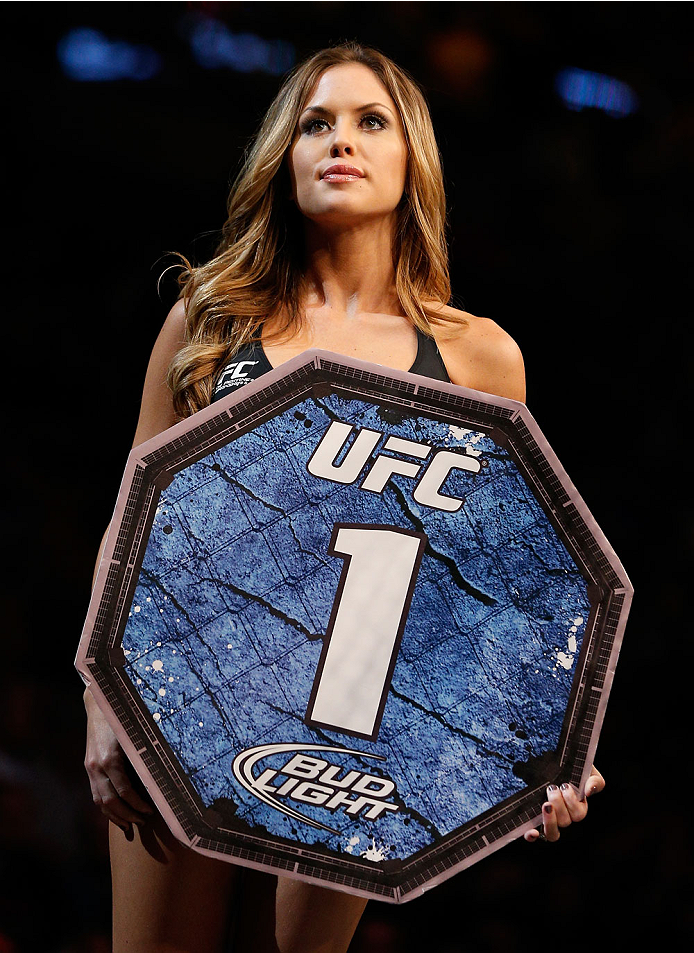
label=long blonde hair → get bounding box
[168,42,458,419]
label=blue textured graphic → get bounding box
[121,394,590,865]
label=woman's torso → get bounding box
[211,326,450,403]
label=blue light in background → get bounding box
[187,17,295,75]
[555,67,639,118]
[57,27,162,82]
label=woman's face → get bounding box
[287,63,408,228]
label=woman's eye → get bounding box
[301,118,330,135]
[361,113,387,130]
[300,113,388,135]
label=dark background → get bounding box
[2,2,692,951]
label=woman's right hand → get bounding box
[84,687,154,832]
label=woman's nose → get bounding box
[329,123,355,157]
[330,140,354,157]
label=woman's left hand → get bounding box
[524,765,605,843]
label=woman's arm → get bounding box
[84,300,187,832]
[130,298,187,446]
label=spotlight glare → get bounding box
[186,17,295,76]
[555,67,639,118]
[57,27,162,82]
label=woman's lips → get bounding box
[321,164,364,182]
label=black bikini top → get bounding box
[211,327,450,403]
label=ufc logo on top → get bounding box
[307,420,481,512]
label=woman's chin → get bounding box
[302,205,399,232]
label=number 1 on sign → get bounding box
[306,525,427,741]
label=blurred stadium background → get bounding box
[2,2,692,951]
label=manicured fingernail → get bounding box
[547,784,558,793]
[561,783,571,793]
[543,803,553,814]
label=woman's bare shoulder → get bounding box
[427,303,526,402]
[130,299,189,447]
[163,297,188,335]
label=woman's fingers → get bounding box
[107,761,154,816]
[541,799,561,842]
[91,778,135,831]
[526,766,604,843]
[560,783,589,821]
[88,770,130,830]
[585,764,605,797]
[89,766,152,830]
[84,688,153,829]
[546,785,572,829]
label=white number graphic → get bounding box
[306,525,427,740]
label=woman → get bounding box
[84,42,605,953]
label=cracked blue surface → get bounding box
[121,394,590,863]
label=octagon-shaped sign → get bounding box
[76,350,632,902]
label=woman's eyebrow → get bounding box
[356,102,395,115]
[300,102,396,117]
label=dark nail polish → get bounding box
[543,803,553,813]
[561,783,571,792]
[547,784,558,793]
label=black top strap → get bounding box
[211,342,272,401]
[211,327,450,403]
[410,328,450,383]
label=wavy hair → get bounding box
[168,42,458,419]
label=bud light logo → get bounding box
[232,743,400,834]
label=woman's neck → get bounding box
[301,217,400,319]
